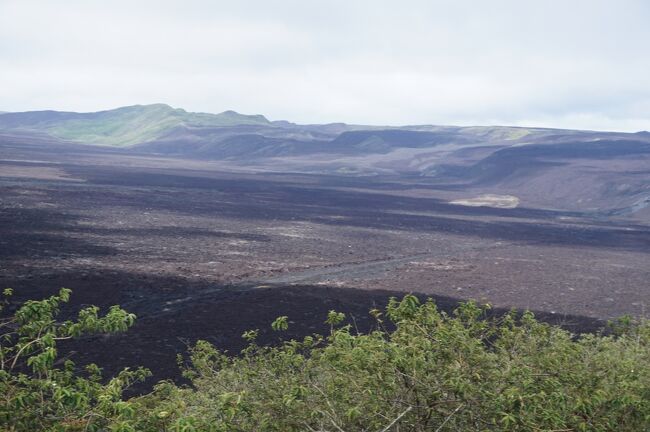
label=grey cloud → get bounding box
[0,0,648,131]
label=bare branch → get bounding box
[378,406,412,432]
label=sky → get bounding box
[1,0,649,131]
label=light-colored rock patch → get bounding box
[450,194,519,209]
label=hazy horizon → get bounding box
[2,102,649,134]
[1,0,649,132]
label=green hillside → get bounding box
[0,104,270,146]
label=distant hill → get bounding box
[0,104,269,146]
[2,104,649,218]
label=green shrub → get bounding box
[0,288,150,431]
[2,290,649,431]
[133,296,650,431]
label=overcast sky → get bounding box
[1,0,649,131]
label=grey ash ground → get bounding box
[1,138,649,387]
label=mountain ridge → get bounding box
[3,104,648,147]
[2,104,650,218]
[0,104,271,146]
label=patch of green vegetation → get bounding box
[462,126,535,141]
[2,290,649,431]
[0,288,150,431]
[4,104,270,147]
[46,104,184,146]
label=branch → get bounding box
[10,337,42,369]
[434,403,464,432]
[379,406,412,432]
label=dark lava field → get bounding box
[1,138,649,387]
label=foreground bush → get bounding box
[1,290,649,431]
[0,288,150,431]
[134,296,650,432]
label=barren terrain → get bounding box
[1,137,649,387]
